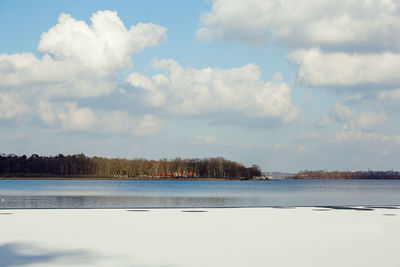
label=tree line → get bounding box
[0,153,261,179]
[293,170,400,180]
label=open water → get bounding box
[0,179,400,208]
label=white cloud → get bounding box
[310,103,397,155]
[38,101,163,135]
[127,59,299,123]
[96,111,163,136]
[0,59,15,72]
[197,0,400,51]
[349,111,387,132]
[318,103,389,146]
[0,52,116,98]
[0,53,72,88]
[38,101,56,124]
[96,111,136,134]
[333,129,389,143]
[131,114,163,136]
[324,103,387,132]
[0,11,167,98]
[38,101,97,131]
[287,48,400,89]
[0,10,168,137]
[38,11,166,71]
[330,103,355,123]
[58,102,97,130]
[198,1,400,95]
[0,92,31,119]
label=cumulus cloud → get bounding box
[198,0,400,97]
[57,102,97,130]
[39,102,97,130]
[0,92,31,119]
[287,48,400,89]
[0,10,168,138]
[197,0,400,51]
[96,111,163,136]
[38,101,57,124]
[96,111,136,134]
[0,11,167,98]
[38,11,166,71]
[325,103,387,132]
[38,101,163,135]
[131,115,163,136]
[126,59,299,124]
[311,103,397,150]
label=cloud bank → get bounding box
[197,0,400,51]
[288,48,400,89]
[127,59,299,123]
[39,101,163,135]
[198,0,400,94]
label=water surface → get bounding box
[0,179,399,208]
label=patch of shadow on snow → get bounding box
[0,242,97,267]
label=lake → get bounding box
[1,179,400,208]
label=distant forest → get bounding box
[293,170,400,180]
[0,153,262,179]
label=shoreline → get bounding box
[3,176,400,181]
[2,175,400,180]
[0,176,242,181]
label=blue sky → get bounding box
[1,0,400,172]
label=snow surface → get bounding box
[0,207,399,267]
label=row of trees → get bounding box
[293,170,400,180]
[0,153,261,179]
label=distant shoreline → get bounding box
[2,176,400,180]
[0,176,242,181]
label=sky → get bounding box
[1,0,400,172]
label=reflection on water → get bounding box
[0,179,400,208]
